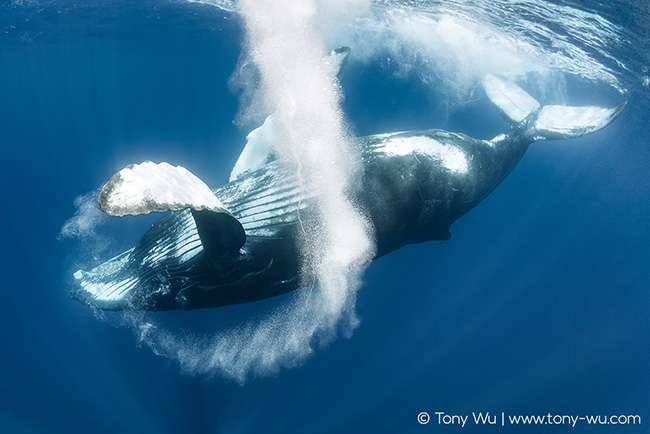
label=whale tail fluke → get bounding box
[483,74,625,141]
[524,104,625,141]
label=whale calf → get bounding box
[71,51,624,311]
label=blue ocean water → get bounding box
[1,0,649,433]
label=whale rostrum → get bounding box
[71,52,624,311]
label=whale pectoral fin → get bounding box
[229,115,277,182]
[229,47,351,182]
[483,74,540,126]
[100,160,246,256]
[99,161,230,216]
[529,104,626,140]
[191,209,245,257]
[73,162,248,311]
[72,248,138,310]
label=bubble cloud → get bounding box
[122,0,375,382]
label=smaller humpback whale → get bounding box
[71,50,624,311]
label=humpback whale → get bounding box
[71,49,624,311]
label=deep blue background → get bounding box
[1,1,648,433]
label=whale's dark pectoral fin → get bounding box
[98,161,233,217]
[72,162,246,310]
[483,74,625,141]
[191,209,245,258]
[99,160,246,255]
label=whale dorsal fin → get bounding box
[229,47,351,182]
[99,161,245,256]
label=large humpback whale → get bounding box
[71,49,624,311]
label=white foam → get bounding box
[198,0,375,379]
[59,189,114,264]
[59,189,107,240]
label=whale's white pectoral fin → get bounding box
[531,103,626,140]
[483,74,540,125]
[99,161,228,216]
[73,249,138,308]
[229,115,277,182]
[100,161,245,256]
